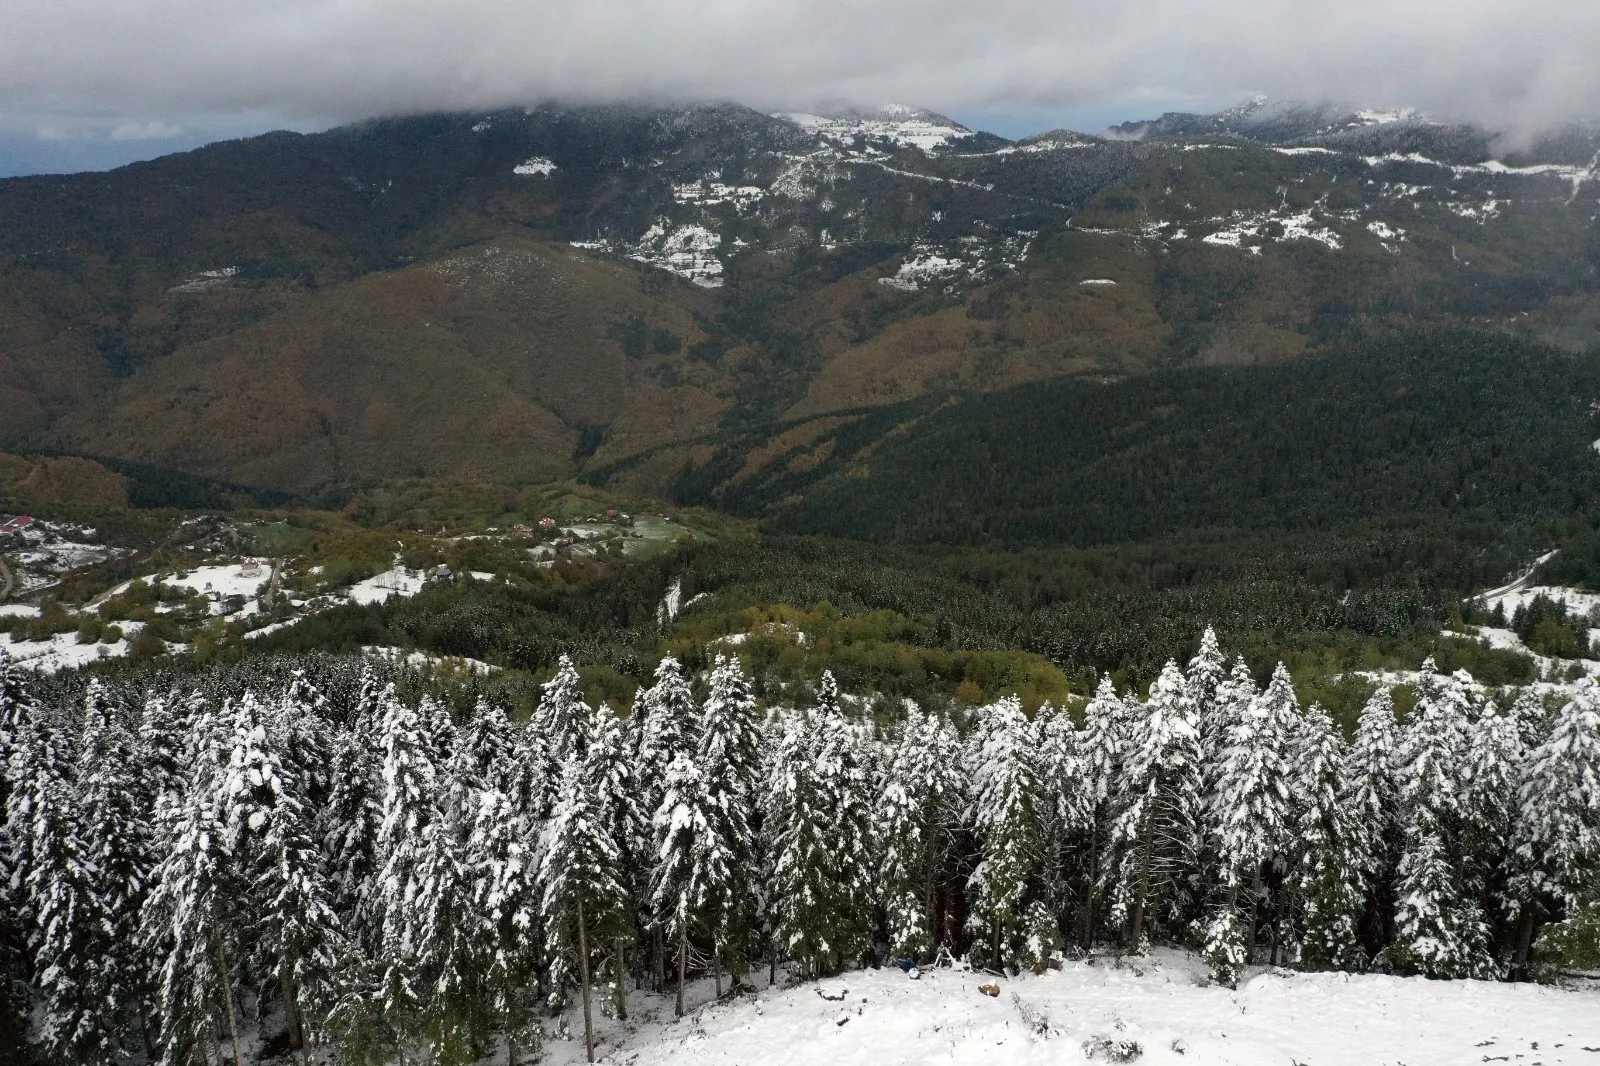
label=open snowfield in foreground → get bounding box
[552,950,1600,1066]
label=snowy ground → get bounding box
[545,951,1600,1066]
[0,621,173,672]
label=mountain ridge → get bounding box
[1,98,1596,498]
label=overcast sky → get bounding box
[3,0,1597,176]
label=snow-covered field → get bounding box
[552,951,1600,1066]
[0,621,167,672]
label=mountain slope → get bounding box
[1,100,1597,496]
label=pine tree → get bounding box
[649,753,726,1015]
[695,655,762,983]
[1292,704,1365,972]
[143,701,247,1066]
[468,772,541,1065]
[1204,662,1296,975]
[1187,627,1229,768]
[273,670,334,806]
[1077,675,1128,945]
[1463,698,1524,930]
[74,680,152,1047]
[540,756,630,1063]
[634,657,698,818]
[1506,687,1550,752]
[586,707,643,1018]
[874,707,964,960]
[0,648,36,815]
[1383,808,1495,978]
[224,693,349,1059]
[1508,679,1600,971]
[1346,687,1403,880]
[410,741,491,1056]
[1106,661,1204,949]
[765,673,871,977]
[10,716,116,1063]
[535,656,593,810]
[372,686,442,1040]
[965,697,1045,970]
[1386,659,1492,977]
[321,720,383,934]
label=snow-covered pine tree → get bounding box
[586,707,644,1018]
[9,714,117,1063]
[469,755,542,1063]
[695,655,763,984]
[1462,698,1524,933]
[1506,687,1551,752]
[0,647,35,814]
[372,685,442,1040]
[1203,662,1296,978]
[137,688,188,814]
[1385,659,1493,977]
[74,679,152,1047]
[1037,701,1092,881]
[765,673,871,978]
[1383,806,1495,978]
[1077,675,1128,946]
[464,698,516,783]
[879,708,965,958]
[408,742,491,1056]
[143,700,248,1066]
[965,697,1046,971]
[1187,627,1229,768]
[1507,678,1600,972]
[1292,704,1365,972]
[634,657,698,816]
[224,693,349,1060]
[1106,662,1205,950]
[273,670,333,806]
[320,718,384,937]
[1345,687,1403,893]
[540,756,630,1062]
[535,656,593,806]
[649,752,726,1015]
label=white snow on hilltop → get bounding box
[541,949,1600,1066]
[513,157,557,176]
[778,108,970,155]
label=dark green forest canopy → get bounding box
[741,330,1600,547]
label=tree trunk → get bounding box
[503,966,517,1066]
[214,936,245,1066]
[576,897,596,1064]
[1081,818,1100,950]
[614,937,629,1020]
[713,939,722,999]
[281,965,308,1066]
[1512,908,1538,981]
[1130,808,1155,948]
[676,928,688,1018]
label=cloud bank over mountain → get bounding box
[2,0,1597,136]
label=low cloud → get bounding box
[2,0,1597,137]
[110,120,184,141]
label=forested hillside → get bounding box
[1,634,1596,1065]
[1,102,1596,496]
[703,330,1600,545]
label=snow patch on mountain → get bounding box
[1202,207,1343,253]
[878,235,1031,292]
[513,157,556,176]
[673,178,765,212]
[631,222,725,287]
[778,107,970,155]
